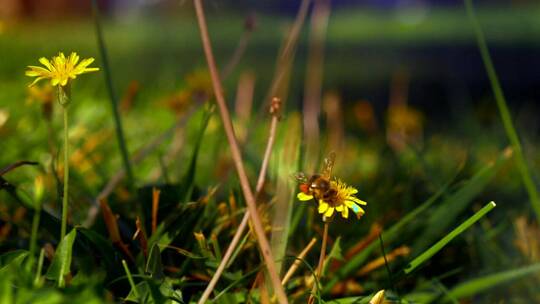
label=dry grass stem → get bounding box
[281,237,318,285]
[197,99,282,304]
[303,0,331,170]
[357,246,410,276]
[220,13,255,79]
[193,0,287,301]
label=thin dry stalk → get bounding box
[281,237,318,285]
[309,222,329,304]
[258,0,311,114]
[344,223,382,260]
[256,98,281,192]
[303,0,331,171]
[357,246,410,277]
[234,71,256,142]
[193,0,287,302]
[197,100,282,304]
[220,13,256,79]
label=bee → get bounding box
[295,152,339,205]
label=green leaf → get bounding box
[146,244,165,280]
[323,237,343,276]
[125,278,183,304]
[0,250,29,268]
[180,104,213,202]
[77,227,118,270]
[0,250,28,300]
[46,228,77,287]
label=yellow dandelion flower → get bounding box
[25,52,99,87]
[297,179,367,220]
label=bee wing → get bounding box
[292,172,308,183]
[321,151,336,178]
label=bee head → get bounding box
[299,183,310,194]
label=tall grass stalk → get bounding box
[404,201,496,274]
[464,0,540,221]
[282,237,318,285]
[193,0,287,301]
[91,0,134,187]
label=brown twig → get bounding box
[0,161,39,177]
[151,187,161,234]
[281,237,318,285]
[193,1,287,302]
[197,98,282,303]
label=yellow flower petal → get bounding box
[324,207,335,217]
[38,57,53,71]
[297,192,314,201]
[318,201,329,214]
[342,206,349,218]
[349,196,367,205]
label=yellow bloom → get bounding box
[297,179,367,220]
[25,52,99,87]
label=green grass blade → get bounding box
[91,0,134,186]
[464,0,540,221]
[181,104,214,203]
[445,263,540,302]
[413,149,511,251]
[122,259,141,302]
[404,201,496,274]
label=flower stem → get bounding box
[59,86,70,240]
[309,222,329,304]
[34,248,45,287]
[29,198,42,258]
